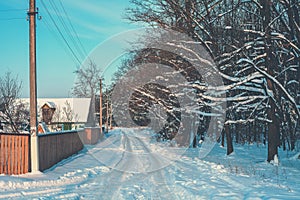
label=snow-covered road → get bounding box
[0,127,299,199]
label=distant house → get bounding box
[41,102,56,125]
[38,122,51,133]
[20,98,94,131]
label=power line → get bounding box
[0,8,26,21]
[41,16,79,66]
[0,9,27,12]
[0,17,24,21]
[39,6,79,66]
[58,0,88,57]
[48,0,86,61]
[40,0,82,66]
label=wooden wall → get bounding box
[38,131,83,171]
[0,133,30,175]
[0,128,99,174]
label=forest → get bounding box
[105,0,300,162]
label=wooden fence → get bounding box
[38,130,84,171]
[0,133,30,175]
[0,128,99,175]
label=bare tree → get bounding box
[0,71,29,133]
[62,100,78,123]
[51,105,62,123]
[72,60,102,98]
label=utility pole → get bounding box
[28,0,39,172]
[99,79,103,133]
[109,101,112,130]
[106,90,109,132]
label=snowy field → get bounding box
[0,127,299,199]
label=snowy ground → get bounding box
[0,127,299,199]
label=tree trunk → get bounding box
[253,121,257,143]
[247,122,251,144]
[263,124,267,145]
[261,0,280,162]
[282,134,286,151]
[221,129,225,147]
[286,109,296,151]
[267,101,280,162]
[290,133,295,151]
[225,124,233,155]
[235,123,239,143]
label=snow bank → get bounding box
[0,128,299,199]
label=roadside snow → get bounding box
[0,127,299,199]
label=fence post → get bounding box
[30,135,39,172]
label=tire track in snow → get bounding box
[3,128,289,199]
[125,130,178,200]
[86,130,148,199]
[89,128,178,199]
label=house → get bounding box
[20,98,94,131]
[41,102,56,125]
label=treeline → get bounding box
[108,0,300,162]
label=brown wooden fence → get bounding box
[38,130,84,171]
[0,133,30,175]
[0,129,97,175]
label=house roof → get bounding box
[20,98,92,123]
[41,101,56,109]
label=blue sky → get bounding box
[0,0,140,97]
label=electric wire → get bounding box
[0,8,27,21]
[0,9,27,12]
[41,16,79,66]
[48,0,86,61]
[40,0,82,66]
[0,17,24,21]
[58,0,88,57]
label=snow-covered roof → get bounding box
[42,101,56,109]
[20,98,92,123]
